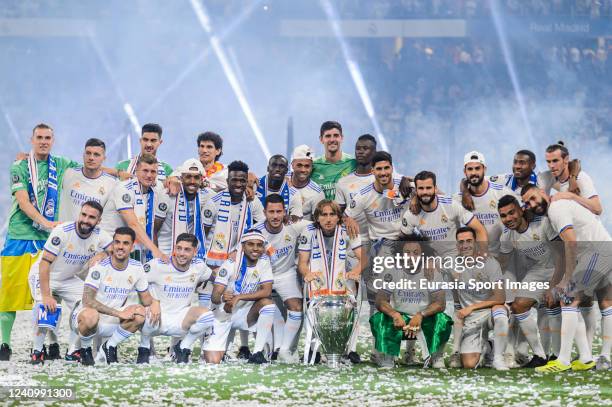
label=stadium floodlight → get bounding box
[143,0,262,117]
[123,103,141,158]
[189,0,272,160]
[319,0,389,152]
[489,0,534,146]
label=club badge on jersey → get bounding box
[37,303,62,330]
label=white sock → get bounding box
[280,311,302,352]
[67,331,80,354]
[580,305,599,347]
[139,316,158,349]
[505,316,516,356]
[601,306,612,359]
[451,319,463,353]
[107,326,133,347]
[48,329,59,344]
[575,313,593,363]
[240,330,250,348]
[515,310,546,358]
[33,328,47,352]
[492,308,509,360]
[253,305,276,353]
[537,307,550,355]
[79,332,95,348]
[272,307,285,351]
[547,307,562,357]
[559,307,579,365]
[181,311,215,350]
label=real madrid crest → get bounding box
[441,214,448,223]
[532,233,540,241]
[489,199,496,209]
[99,186,105,195]
[128,275,134,285]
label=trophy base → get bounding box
[325,353,342,368]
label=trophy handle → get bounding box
[344,279,363,357]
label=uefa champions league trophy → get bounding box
[310,295,357,368]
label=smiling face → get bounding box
[227,170,248,198]
[198,140,221,165]
[464,162,485,187]
[77,204,102,235]
[545,149,568,178]
[140,132,162,156]
[243,239,264,262]
[181,172,202,195]
[291,159,312,183]
[415,178,436,206]
[267,156,289,183]
[173,240,196,267]
[112,233,134,261]
[521,188,549,216]
[498,202,523,230]
[31,127,54,157]
[320,128,343,155]
[372,160,393,187]
[83,146,105,171]
[457,231,476,257]
[512,153,535,181]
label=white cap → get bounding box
[291,144,313,161]
[463,151,486,167]
[180,158,205,175]
[241,229,266,243]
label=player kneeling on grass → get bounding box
[452,226,509,370]
[370,234,452,368]
[202,229,276,364]
[138,233,214,364]
[71,227,159,365]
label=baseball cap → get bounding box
[292,144,313,161]
[464,151,486,167]
[179,158,205,175]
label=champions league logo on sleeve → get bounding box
[91,270,100,280]
[218,268,227,277]
[51,236,61,246]
[158,202,167,211]
[204,209,213,219]
[122,193,131,203]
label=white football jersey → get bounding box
[293,180,325,221]
[489,171,541,192]
[344,177,407,241]
[157,189,213,255]
[99,179,168,235]
[84,257,148,310]
[500,216,559,271]
[539,170,598,199]
[253,220,310,278]
[202,190,265,252]
[401,195,474,257]
[336,172,375,239]
[455,257,504,308]
[381,268,444,315]
[144,257,212,315]
[213,256,274,316]
[457,181,516,255]
[547,199,611,258]
[58,167,117,223]
[36,222,112,282]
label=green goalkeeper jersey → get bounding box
[312,152,356,200]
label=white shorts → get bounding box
[203,303,254,352]
[70,302,125,338]
[29,269,83,313]
[273,273,302,302]
[515,268,554,303]
[572,252,612,297]
[460,310,494,355]
[142,307,190,338]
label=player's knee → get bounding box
[579,297,594,307]
[461,355,478,369]
[491,305,507,314]
[79,308,99,328]
[511,299,533,315]
[133,306,146,326]
[258,298,274,307]
[285,299,302,312]
[204,352,223,364]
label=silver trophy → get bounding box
[309,295,357,368]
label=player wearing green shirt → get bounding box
[115,123,173,183]
[0,124,79,360]
[311,121,356,200]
